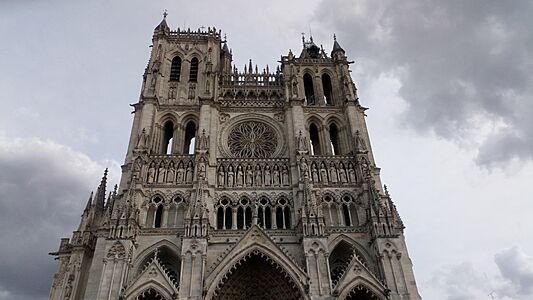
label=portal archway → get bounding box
[212,252,305,300]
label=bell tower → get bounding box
[49,14,421,300]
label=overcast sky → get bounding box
[0,1,532,299]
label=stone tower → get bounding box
[49,15,421,300]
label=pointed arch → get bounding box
[205,228,309,300]
[125,281,174,300]
[337,278,387,300]
[132,240,181,274]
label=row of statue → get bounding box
[301,159,358,184]
[146,161,195,184]
[217,163,290,188]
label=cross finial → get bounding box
[163,9,168,19]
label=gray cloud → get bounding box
[424,247,533,300]
[314,0,533,167]
[0,136,119,300]
[495,247,533,298]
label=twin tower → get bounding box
[49,15,421,300]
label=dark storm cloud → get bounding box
[0,136,118,300]
[315,0,533,166]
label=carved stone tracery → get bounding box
[228,121,278,158]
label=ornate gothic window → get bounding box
[228,121,278,158]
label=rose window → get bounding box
[228,121,278,158]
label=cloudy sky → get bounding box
[1,1,532,299]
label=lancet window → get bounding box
[162,121,174,155]
[329,123,341,155]
[322,73,333,105]
[145,195,187,229]
[183,121,196,154]
[189,57,199,82]
[304,73,315,105]
[309,123,321,155]
[170,56,182,81]
[322,195,359,227]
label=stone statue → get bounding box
[176,164,185,184]
[197,129,209,151]
[218,167,225,187]
[236,165,244,186]
[227,166,234,187]
[264,166,271,186]
[311,164,319,182]
[133,158,142,179]
[348,163,357,183]
[166,162,175,183]
[320,163,328,184]
[282,165,289,186]
[296,130,307,151]
[273,166,280,186]
[299,158,309,179]
[254,165,262,186]
[246,166,253,186]
[186,162,193,183]
[197,159,206,179]
[157,164,166,183]
[147,163,156,183]
[355,130,367,152]
[136,128,149,148]
[329,162,338,184]
[339,164,347,183]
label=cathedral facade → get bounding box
[49,15,421,300]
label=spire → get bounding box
[94,168,108,211]
[154,10,170,34]
[84,191,93,213]
[332,33,345,54]
[248,59,253,73]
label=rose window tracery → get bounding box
[228,121,278,158]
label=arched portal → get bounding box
[344,285,382,300]
[213,252,304,300]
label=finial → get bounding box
[384,185,390,197]
[334,33,337,41]
[301,32,305,45]
[163,9,168,19]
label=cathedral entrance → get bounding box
[213,252,304,300]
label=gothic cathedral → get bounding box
[49,15,421,300]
